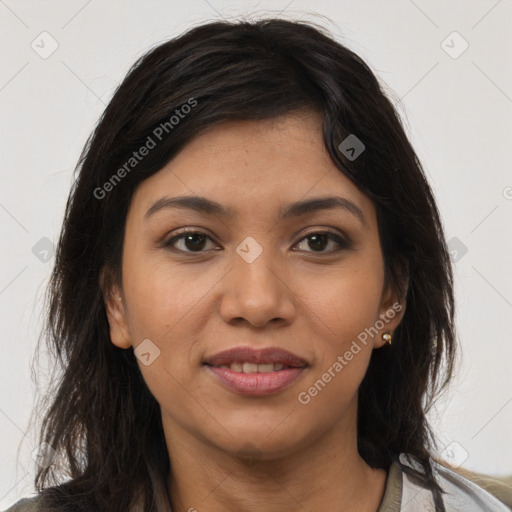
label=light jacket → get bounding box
[4,454,511,511]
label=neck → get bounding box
[163,407,387,512]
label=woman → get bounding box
[4,17,511,512]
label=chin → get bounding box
[214,427,309,462]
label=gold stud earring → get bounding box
[383,332,392,345]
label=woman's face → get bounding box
[105,111,405,460]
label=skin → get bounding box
[104,110,407,512]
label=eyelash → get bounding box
[162,229,351,255]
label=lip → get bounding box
[203,346,308,396]
[203,346,307,367]
[206,366,306,396]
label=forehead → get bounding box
[129,112,376,225]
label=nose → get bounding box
[219,247,296,329]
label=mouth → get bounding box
[203,346,308,395]
[208,361,291,373]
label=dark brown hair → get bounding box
[26,17,455,512]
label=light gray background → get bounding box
[1,0,511,508]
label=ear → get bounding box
[99,267,131,349]
[373,263,409,349]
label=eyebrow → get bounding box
[144,195,367,227]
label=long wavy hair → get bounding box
[25,17,455,512]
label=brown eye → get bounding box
[164,231,217,252]
[294,232,351,253]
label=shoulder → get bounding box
[399,454,512,511]
[450,464,512,509]
[2,496,41,512]
[434,462,512,511]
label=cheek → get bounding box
[122,253,213,342]
[305,260,384,347]
[121,257,213,417]
[296,256,384,403]
[121,251,221,396]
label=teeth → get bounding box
[243,362,258,373]
[224,362,288,373]
[230,362,244,372]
